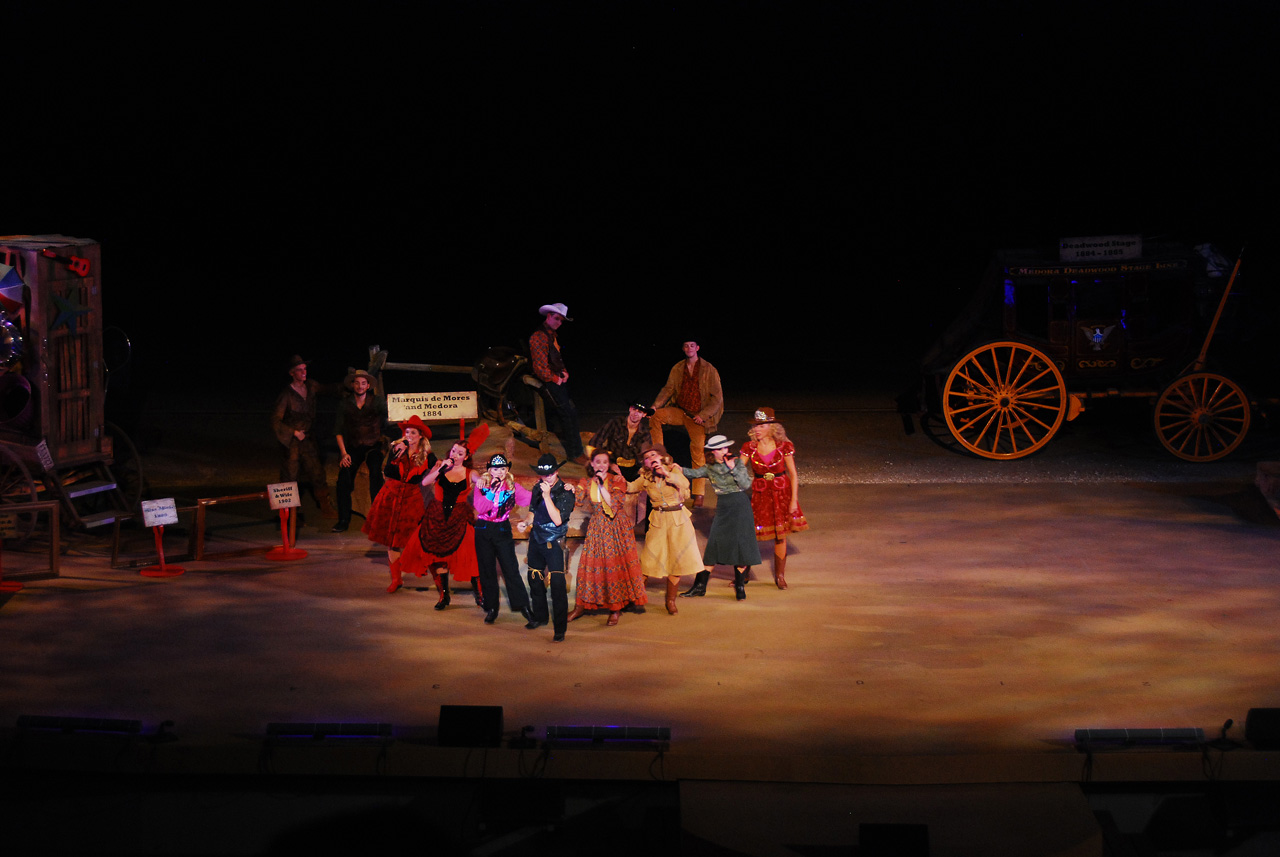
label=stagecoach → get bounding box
[0,235,142,543]
[913,235,1252,461]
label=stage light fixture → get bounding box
[264,722,392,739]
[17,715,143,734]
[1073,727,1204,747]
[545,725,671,743]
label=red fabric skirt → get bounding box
[362,479,425,550]
[750,474,809,541]
[394,497,479,582]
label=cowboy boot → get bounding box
[472,579,484,608]
[773,552,788,590]
[434,571,451,610]
[665,577,679,615]
[733,567,747,601]
[315,486,339,520]
[680,570,710,597]
[567,605,586,622]
[386,563,403,594]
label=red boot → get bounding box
[433,571,451,611]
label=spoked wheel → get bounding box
[106,422,147,512]
[0,444,39,544]
[943,341,1067,460]
[1154,372,1251,462]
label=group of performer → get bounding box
[272,304,808,641]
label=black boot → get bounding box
[434,572,451,611]
[680,570,710,597]
[733,567,747,601]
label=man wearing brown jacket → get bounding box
[649,340,723,506]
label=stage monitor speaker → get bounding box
[438,705,503,747]
[860,822,929,856]
[1245,708,1280,750]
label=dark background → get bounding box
[2,3,1275,418]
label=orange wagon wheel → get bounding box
[1153,372,1251,462]
[942,341,1067,460]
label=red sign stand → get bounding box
[140,525,185,577]
[0,538,23,592]
[266,508,307,561]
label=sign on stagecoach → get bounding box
[387,391,478,424]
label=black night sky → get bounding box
[3,3,1276,414]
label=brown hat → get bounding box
[640,441,669,458]
[286,354,309,372]
[749,407,778,425]
[344,368,375,388]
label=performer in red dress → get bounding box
[741,407,808,589]
[364,415,435,590]
[568,451,648,626]
[390,437,483,606]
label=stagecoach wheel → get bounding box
[0,443,39,544]
[106,422,146,513]
[1153,372,1251,462]
[942,341,1067,460]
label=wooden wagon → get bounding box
[0,235,142,541]
[914,236,1251,461]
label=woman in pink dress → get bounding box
[568,451,647,626]
[741,407,808,589]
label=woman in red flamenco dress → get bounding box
[741,407,808,589]
[389,437,482,605]
[567,450,648,626]
[364,415,435,587]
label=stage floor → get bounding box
[4,407,1280,854]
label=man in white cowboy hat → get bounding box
[649,338,723,506]
[529,302,587,464]
[331,368,389,532]
[271,354,338,518]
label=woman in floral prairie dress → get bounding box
[741,407,808,589]
[568,451,647,626]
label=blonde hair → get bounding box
[402,432,431,467]
[754,422,788,444]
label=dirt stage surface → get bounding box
[4,385,1280,854]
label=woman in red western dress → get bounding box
[364,415,435,588]
[741,407,807,589]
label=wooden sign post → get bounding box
[265,482,307,561]
[139,499,185,577]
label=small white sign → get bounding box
[36,440,55,472]
[388,391,479,423]
[141,498,180,528]
[267,481,301,510]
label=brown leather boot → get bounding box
[774,552,788,590]
[315,486,339,520]
[665,578,679,614]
